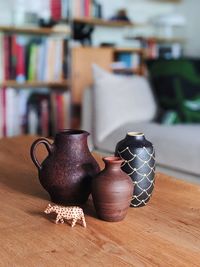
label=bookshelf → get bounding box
[0,80,69,89]
[73,17,142,27]
[72,47,144,104]
[0,24,71,138]
[0,25,70,35]
[0,26,70,89]
[125,36,185,60]
[0,0,185,133]
[113,48,144,53]
[125,36,185,43]
[71,46,145,128]
[152,0,181,2]
[112,47,145,75]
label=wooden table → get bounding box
[0,136,200,267]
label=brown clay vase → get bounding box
[30,129,100,205]
[91,156,133,222]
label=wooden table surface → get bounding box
[0,136,200,267]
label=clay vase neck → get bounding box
[103,157,124,172]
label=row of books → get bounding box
[141,39,182,59]
[50,0,103,21]
[73,0,102,18]
[111,52,141,72]
[0,34,68,83]
[0,88,70,138]
[50,0,70,21]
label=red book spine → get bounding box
[84,0,90,17]
[16,40,25,82]
[11,35,17,79]
[50,0,61,21]
[148,39,157,59]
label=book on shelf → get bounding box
[139,38,182,59]
[16,36,26,82]
[0,34,4,82]
[50,0,62,21]
[61,0,70,20]
[50,0,70,21]
[0,88,70,138]
[116,53,132,68]
[3,35,11,80]
[159,43,182,59]
[5,88,20,137]
[111,52,141,73]
[146,39,158,59]
[0,34,67,84]
[73,0,102,18]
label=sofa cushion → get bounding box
[95,122,200,175]
[92,65,157,143]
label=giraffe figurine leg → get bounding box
[71,218,77,227]
[81,215,87,227]
[55,215,62,224]
[60,218,64,224]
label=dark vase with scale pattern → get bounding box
[115,132,155,208]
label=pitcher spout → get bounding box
[55,129,89,149]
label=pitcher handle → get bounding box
[30,138,53,170]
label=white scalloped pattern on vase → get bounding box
[118,146,155,207]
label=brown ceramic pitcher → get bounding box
[30,129,100,205]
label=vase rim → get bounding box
[127,132,144,137]
[103,156,124,164]
[57,129,89,136]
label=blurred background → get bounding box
[0,0,200,182]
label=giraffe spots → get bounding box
[44,204,87,227]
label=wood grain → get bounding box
[0,136,200,267]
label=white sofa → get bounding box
[82,66,200,184]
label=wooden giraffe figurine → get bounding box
[44,204,87,227]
